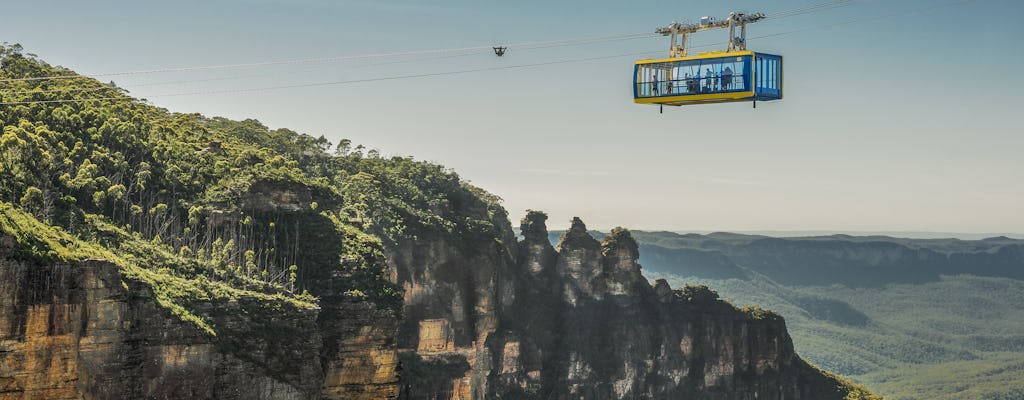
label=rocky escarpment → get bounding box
[0,235,399,400]
[388,203,520,398]
[391,212,870,399]
[1,207,870,400]
[0,257,309,399]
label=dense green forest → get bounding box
[615,230,1024,400]
[0,42,505,334]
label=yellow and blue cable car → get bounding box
[634,12,782,108]
[634,50,782,106]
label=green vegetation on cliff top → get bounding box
[0,43,504,334]
[0,202,315,335]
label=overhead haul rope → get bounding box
[0,51,487,96]
[0,0,983,106]
[0,52,658,105]
[0,33,659,84]
[765,0,858,19]
[0,0,865,86]
[0,34,663,96]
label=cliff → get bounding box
[0,206,876,400]
[0,206,399,400]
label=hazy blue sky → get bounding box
[4,0,1022,234]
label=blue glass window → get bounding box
[754,53,783,99]
[634,55,752,99]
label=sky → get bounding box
[3,0,1023,235]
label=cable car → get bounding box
[634,12,782,109]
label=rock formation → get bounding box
[390,212,867,399]
[1,210,870,400]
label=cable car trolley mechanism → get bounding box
[634,12,782,110]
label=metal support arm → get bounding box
[656,12,764,57]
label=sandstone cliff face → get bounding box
[1,257,310,400]
[0,239,399,400]
[387,205,519,399]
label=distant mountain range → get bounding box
[658,231,1024,240]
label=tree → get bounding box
[19,186,43,216]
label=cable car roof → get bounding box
[635,50,757,65]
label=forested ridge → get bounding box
[0,43,505,334]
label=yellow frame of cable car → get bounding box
[634,50,763,106]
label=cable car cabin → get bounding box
[633,50,782,107]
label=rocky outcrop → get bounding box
[389,211,864,399]
[386,204,519,399]
[0,241,398,400]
